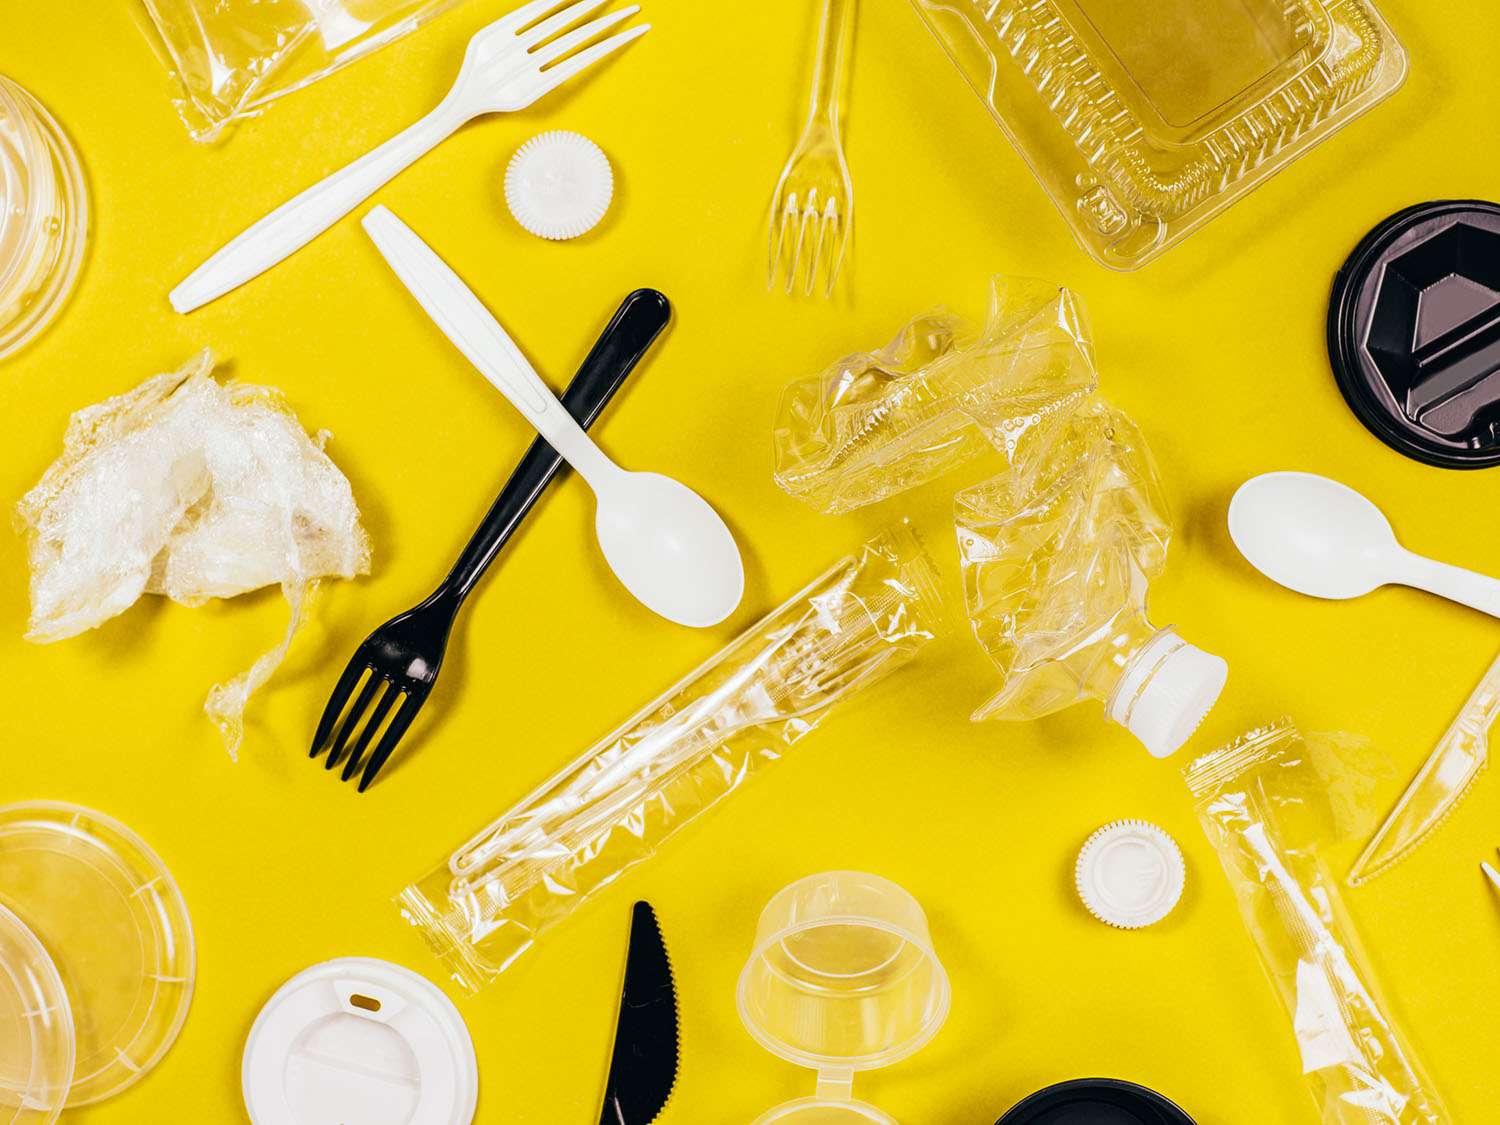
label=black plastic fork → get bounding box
[311,289,671,790]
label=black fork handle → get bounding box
[440,289,672,603]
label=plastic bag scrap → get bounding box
[139,0,465,142]
[18,350,371,758]
[1185,720,1448,1125]
[956,399,1171,723]
[398,523,943,993]
[772,277,1097,514]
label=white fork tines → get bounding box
[170,0,649,315]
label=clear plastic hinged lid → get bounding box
[0,903,73,1124]
[910,0,1408,268]
[0,802,195,1107]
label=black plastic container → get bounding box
[996,1077,1196,1124]
[1328,200,1500,469]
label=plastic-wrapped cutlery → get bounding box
[363,205,744,628]
[170,0,650,314]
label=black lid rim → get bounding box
[1327,199,1500,470]
[996,1077,1197,1124]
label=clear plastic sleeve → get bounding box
[772,277,1096,514]
[956,399,1171,722]
[139,0,466,142]
[398,524,944,993]
[1185,720,1449,1124]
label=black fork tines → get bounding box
[310,664,425,791]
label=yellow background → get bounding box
[3,0,1497,1120]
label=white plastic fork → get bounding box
[170,0,650,314]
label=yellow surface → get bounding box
[2,1,1497,1121]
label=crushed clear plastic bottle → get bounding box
[956,396,1227,758]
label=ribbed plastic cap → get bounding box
[1075,820,1185,929]
[1106,629,1228,759]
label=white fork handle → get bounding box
[1393,549,1500,618]
[170,104,464,313]
[361,205,617,485]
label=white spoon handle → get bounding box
[1394,550,1500,618]
[361,205,615,485]
[170,105,463,313]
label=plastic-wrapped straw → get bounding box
[1185,721,1448,1124]
[398,524,944,993]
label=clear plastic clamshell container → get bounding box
[910,0,1408,268]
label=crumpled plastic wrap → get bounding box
[1185,720,1448,1125]
[773,277,1096,514]
[398,523,943,993]
[956,399,1171,722]
[139,0,466,142]
[18,350,370,757]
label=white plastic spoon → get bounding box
[1228,471,1500,617]
[362,206,744,628]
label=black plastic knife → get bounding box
[597,902,679,1125]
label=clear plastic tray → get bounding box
[911,0,1408,268]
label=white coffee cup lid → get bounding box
[243,958,477,1125]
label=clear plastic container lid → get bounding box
[0,803,194,1107]
[0,903,73,1123]
[911,0,1407,268]
[0,77,88,359]
[753,1097,898,1125]
[739,872,951,1125]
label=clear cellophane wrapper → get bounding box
[1185,720,1448,1124]
[772,277,1097,514]
[139,0,465,142]
[398,524,944,993]
[956,398,1170,721]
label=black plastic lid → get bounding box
[1328,200,1500,469]
[996,1078,1196,1124]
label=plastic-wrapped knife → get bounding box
[597,902,679,1125]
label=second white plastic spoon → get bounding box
[1228,471,1500,617]
[363,205,744,628]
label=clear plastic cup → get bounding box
[738,872,951,1125]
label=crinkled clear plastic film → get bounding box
[17,349,370,757]
[139,0,466,142]
[956,399,1170,722]
[398,524,943,993]
[1185,720,1449,1125]
[772,277,1096,514]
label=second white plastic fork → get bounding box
[170,0,650,314]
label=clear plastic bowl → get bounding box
[0,76,88,359]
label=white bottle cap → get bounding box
[1106,628,1228,758]
[504,131,614,241]
[1075,820,1185,929]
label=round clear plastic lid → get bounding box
[753,1097,898,1125]
[0,903,73,1123]
[0,803,195,1107]
[0,76,89,360]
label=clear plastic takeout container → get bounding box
[738,872,951,1124]
[910,0,1407,268]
